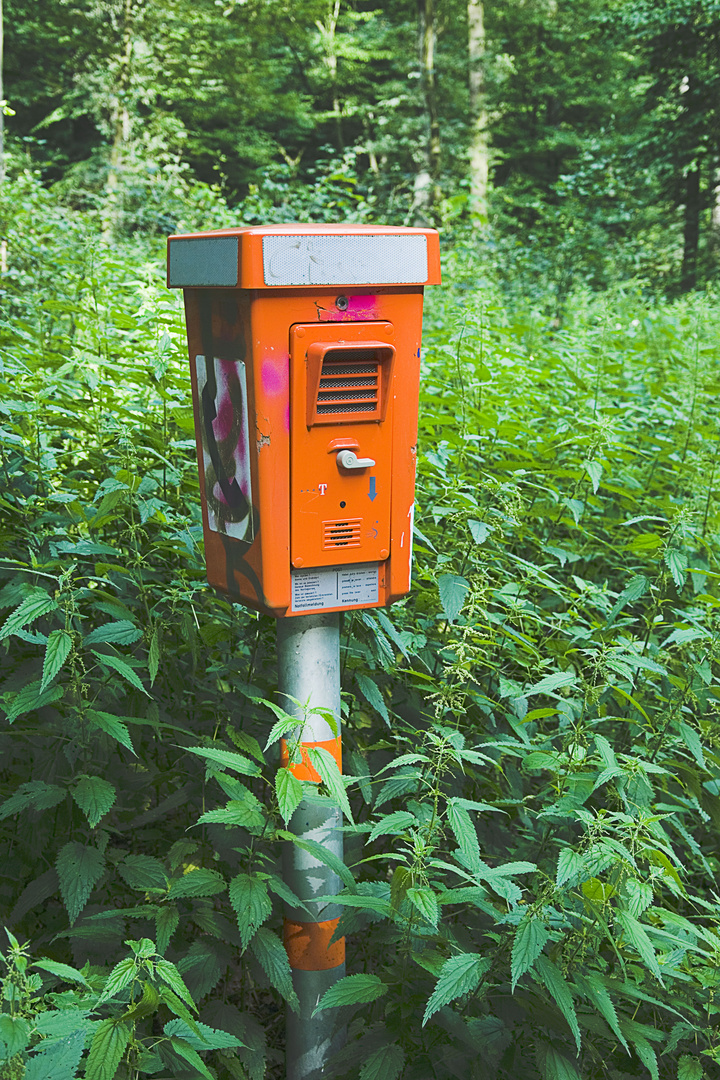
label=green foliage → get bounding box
[1,167,720,1080]
[313,973,388,1013]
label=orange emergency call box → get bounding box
[167,223,441,618]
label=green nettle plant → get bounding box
[1,170,719,1080]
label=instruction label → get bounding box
[291,563,379,612]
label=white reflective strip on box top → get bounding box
[263,233,428,286]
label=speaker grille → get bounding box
[323,518,362,549]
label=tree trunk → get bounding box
[317,0,343,152]
[414,0,441,225]
[709,161,720,271]
[468,0,489,226]
[102,0,136,239]
[681,165,700,291]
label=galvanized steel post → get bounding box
[277,613,346,1080]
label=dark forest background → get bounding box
[3,0,720,304]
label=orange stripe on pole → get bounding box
[283,918,345,971]
[280,736,342,783]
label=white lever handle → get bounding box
[336,449,375,471]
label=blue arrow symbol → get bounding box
[368,476,377,502]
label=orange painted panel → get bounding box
[170,225,439,618]
[283,918,345,971]
[280,736,342,783]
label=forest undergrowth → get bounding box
[0,170,719,1080]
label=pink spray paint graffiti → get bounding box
[196,355,254,542]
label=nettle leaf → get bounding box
[356,673,390,727]
[525,671,576,697]
[446,800,480,870]
[72,776,117,828]
[616,911,664,985]
[368,810,417,843]
[275,767,303,826]
[41,629,73,689]
[679,722,706,770]
[0,592,57,642]
[229,873,272,949]
[177,940,227,1000]
[307,747,353,823]
[166,1037,214,1080]
[3,681,63,724]
[265,872,308,914]
[665,549,688,591]
[0,1014,30,1057]
[313,973,388,1014]
[156,906,179,954]
[359,1044,405,1080]
[84,620,143,646]
[24,1028,85,1080]
[32,958,89,987]
[264,715,300,750]
[148,627,160,685]
[168,867,226,899]
[583,459,603,493]
[677,1055,704,1080]
[158,983,200,1035]
[250,927,299,1011]
[85,1020,131,1080]
[607,574,649,624]
[438,574,470,623]
[163,1017,244,1051]
[511,915,549,991]
[377,609,412,661]
[468,519,490,544]
[279,832,356,890]
[538,1043,582,1080]
[10,868,59,924]
[182,745,261,777]
[56,842,105,924]
[119,854,168,891]
[155,959,197,1011]
[91,650,150,697]
[623,1024,659,1080]
[423,953,490,1025]
[0,781,66,820]
[86,710,135,754]
[98,957,137,1002]
[196,796,265,831]
[625,878,654,919]
[534,955,581,1053]
[407,886,439,928]
[556,849,585,888]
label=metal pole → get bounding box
[277,612,346,1080]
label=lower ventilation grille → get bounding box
[323,518,362,549]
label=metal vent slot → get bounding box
[323,518,362,549]
[320,377,377,388]
[318,402,376,414]
[317,352,380,417]
[318,390,376,401]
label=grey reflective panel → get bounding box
[168,236,239,287]
[263,233,428,285]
